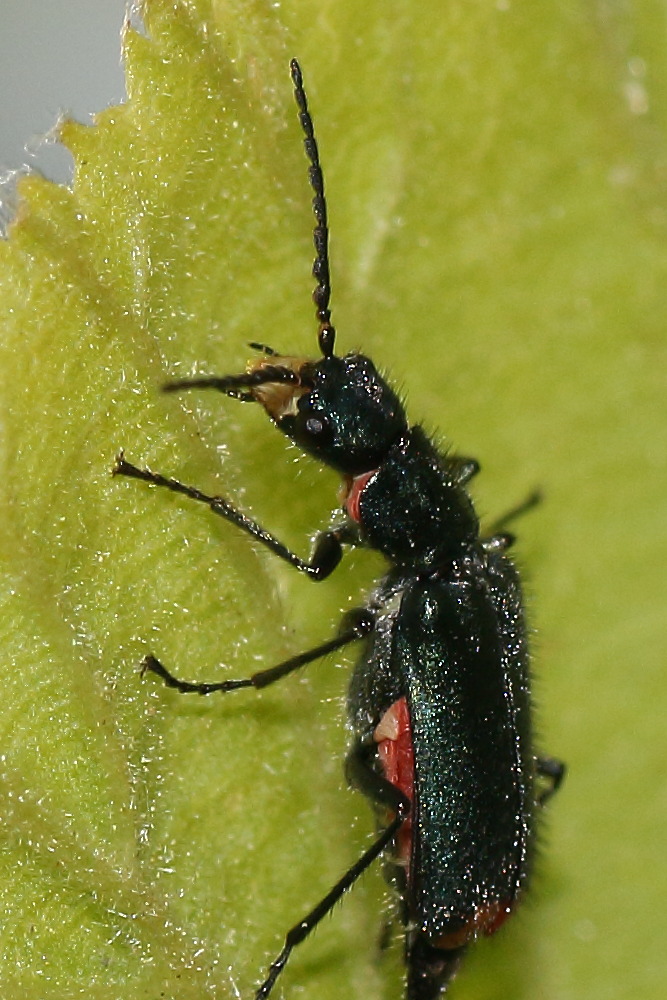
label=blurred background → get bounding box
[0,0,127,184]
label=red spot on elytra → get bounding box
[374,696,414,875]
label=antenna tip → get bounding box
[290,58,302,86]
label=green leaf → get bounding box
[1,1,665,998]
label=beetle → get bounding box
[114,58,565,1000]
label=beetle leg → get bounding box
[377,913,396,952]
[141,610,375,696]
[345,736,405,809]
[254,748,410,1000]
[480,532,515,553]
[482,489,543,553]
[113,452,346,579]
[448,456,480,485]
[489,489,542,534]
[346,744,466,1000]
[536,755,566,805]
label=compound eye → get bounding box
[305,415,327,436]
[298,408,334,446]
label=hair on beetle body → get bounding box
[114,57,565,999]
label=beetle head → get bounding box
[163,63,407,476]
[250,351,407,475]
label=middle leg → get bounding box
[142,608,376,695]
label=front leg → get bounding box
[113,452,349,580]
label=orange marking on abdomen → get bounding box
[432,900,515,951]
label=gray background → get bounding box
[0,1,128,183]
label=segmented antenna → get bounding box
[163,365,299,400]
[290,58,336,359]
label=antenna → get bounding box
[163,365,299,401]
[290,59,336,359]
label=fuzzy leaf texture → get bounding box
[0,1,665,998]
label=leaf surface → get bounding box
[0,1,665,997]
